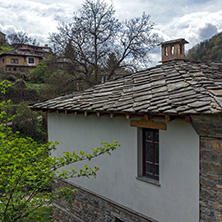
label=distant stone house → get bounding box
[0,43,52,72]
[0,31,6,45]
[32,39,222,222]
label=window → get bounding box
[179,44,183,54]
[28,57,35,64]
[163,46,167,56]
[2,59,4,64]
[142,128,159,180]
[132,120,164,184]
[11,58,18,64]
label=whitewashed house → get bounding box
[32,39,222,222]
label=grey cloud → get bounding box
[199,23,218,40]
[189,0,210,3]
[53,15,67,22]
[1,0,222,63]
[0,0,74,44]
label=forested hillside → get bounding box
[187,32,222,62]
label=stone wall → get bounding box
[53,179,156,222]
[199,137,222,221]
[191,114,222,222]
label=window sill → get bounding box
[136,176,160,186]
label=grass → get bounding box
[19,206,53,222]
[25,82,46,89]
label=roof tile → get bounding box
[31,60,222,115]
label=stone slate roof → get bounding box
[0,49,42,58]
[32,60,222,115]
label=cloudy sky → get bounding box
[0,0,222,63]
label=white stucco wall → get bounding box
[48,113,199,222]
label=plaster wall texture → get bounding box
[48,113,199,222]
[0,55,39,66]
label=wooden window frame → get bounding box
[28,57,35,64]
[142,128,159,181]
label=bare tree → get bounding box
[50,0,158,86]
[7,31,37,45]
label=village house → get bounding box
[0,43,52,72]
[0,31,6,45]
[32,39,222,222]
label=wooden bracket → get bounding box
[185,116,191,122]
[126,114,131,120]
[110,113,115,118]
[165,115,171,122]
[97,112,104,117]
[144,114,149,121]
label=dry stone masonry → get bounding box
[53,179,156,222]
[192,114,222,222]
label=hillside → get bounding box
[187,32,222,62]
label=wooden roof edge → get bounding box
[158,38,189,46]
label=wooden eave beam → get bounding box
[47,109,56,113]
[130,120,166,130]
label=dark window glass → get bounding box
[28,57,35,64]
[143,128,159,180]
[145,143,153,162]
[155,144,159,163]
[11,58,18,64]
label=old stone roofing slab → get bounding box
[32,60,222,115]
[0,49,42,58]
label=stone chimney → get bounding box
[159,38,189,63]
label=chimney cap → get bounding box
[158,38,189,46]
